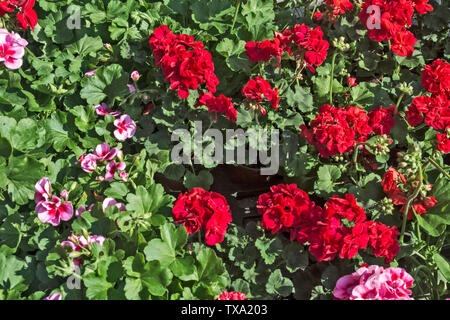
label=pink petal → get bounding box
[59,202,74,221]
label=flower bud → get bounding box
[131,71,141,82]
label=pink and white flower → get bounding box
[34,177,51,204]
[119,171,128,182]
[79,154,97,173]
[44,293,62,300]
[34,178,74,226]
[60,189,69,200]
[102,197,126,213]
[0,28,27,70]
[105,160,126,181]
[94,103,121,117]
[113,114,136,141]
[75,203,94,218]
[35,195,73,226]
[93,142,119,162]
[61,234,106,266]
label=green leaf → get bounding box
[315,165,341,193]
[142,261,173,297]
[104,182,129,199]
[285,85,314,113]
[0,252,28,291]
[160,223,188,253]
[170,256,198,281]
[11,118,46,152]
[67,35,104,57]
[2,155,44,205]
[321,265,339,290]
[281,242,309,273]
[126,184,171,215]
[144,239,175,267]
[45,113,76,152]
[266,269,293,297]
[350,83,375,107]
[255,237,283,265]
[83,274,113,300]
[70,106,96,132]
[433,253,450,282]
[80,64,129,105]
[241,0,275,40]
[184,170,214,190]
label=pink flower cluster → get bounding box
[334,265,414,300]
[61,234,106,267]
[0,28,28,69]
[34,178,73,226]
[78,142,128,182]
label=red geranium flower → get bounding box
[436,133,450,153]
[172,188,232,246]
[0,0,37,30]
[391,31,417,57]
[421,59,450,98]
[368,106,396,135]
[197,92,237,123]
[149,25,219,99]
[242,76,279,114]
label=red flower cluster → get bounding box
[242,76,279,115]
[216,290,247,300]
[405,59,450,151]
[381,167,437,220]
[245,24,329,72]
[322,0,353,22]
[359,0,433,56]
[258,184,400,263]
[300,104,395,157]
[436,132,450,153]
[197,92,237,123]
[0,0,37,30]
[149,25,219,99]
[421,59,450,99]
[172,188,232,246]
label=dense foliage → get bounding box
[0,0,449,300]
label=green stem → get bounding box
[230,0,241,33]
[25,47,36,58]
[329,51,338,105]
[310,1,318,20]
[428,158,450,179]
[198,230,202,244]
[400,163,423,244]
[352,142,367,171]
[394,92,405,115]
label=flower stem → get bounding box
[329,51,338,106]
[198,230,202,244]
[428,158,450,179]
[394,92,405,115]
[400,163,423,244]
[230,0,241,33]
[310,1,318,20]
